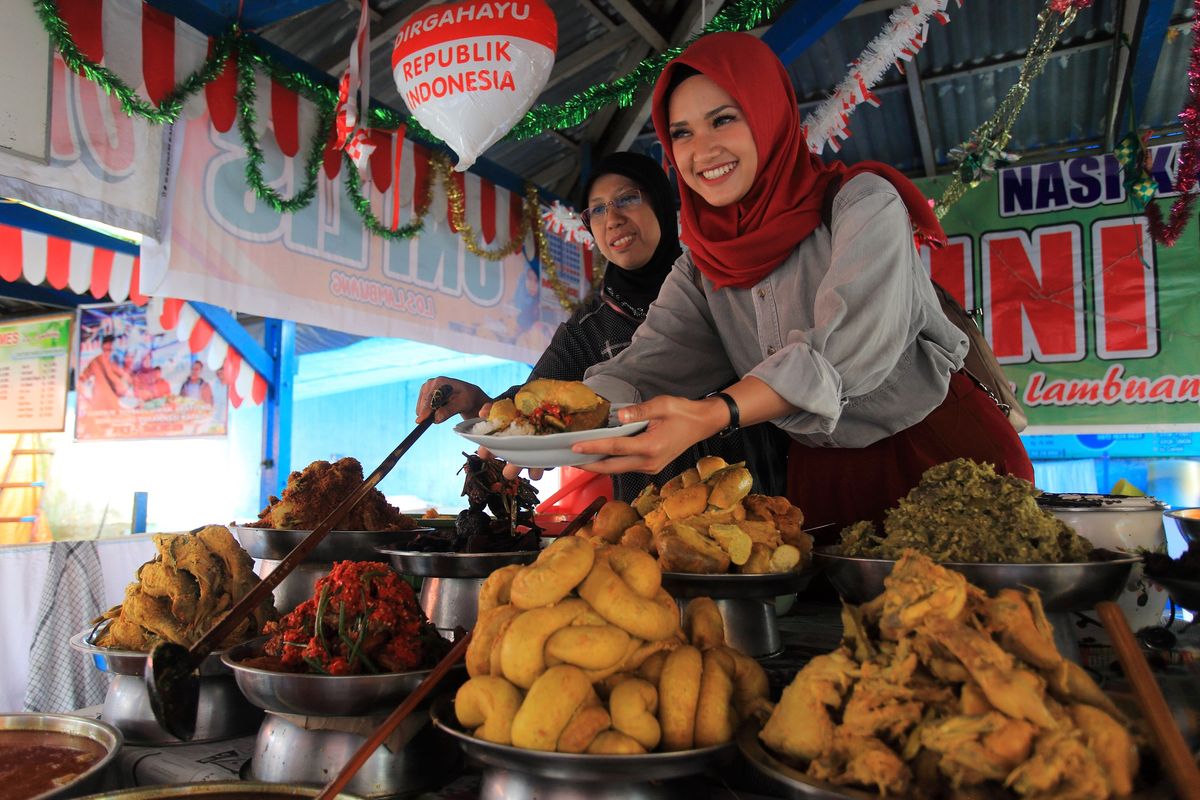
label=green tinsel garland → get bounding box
[344,158,425,240]
[35,0,784,238]
[34,0,235,124]
[505,0,784,140]
[236,48,331,214]
[35,0,782,145]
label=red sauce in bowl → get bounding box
[0,730,107,799]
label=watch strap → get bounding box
[707,391,740,437]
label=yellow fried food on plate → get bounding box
[557,703,612,753]
[591,501,641,544]
[658,646,703,751]
[499,599,589,688]
[578,558,677,642]
[478,564,522,614]
[467,605,521,677]
[684,597,725,651]
[455,676,523,745]
[545,625,632,671]
[514,378,611,433]
[510,665,596,751]
[694,649,736,747]
[586,730,647,755]
[510,535,595,609]
[609,678,660,750]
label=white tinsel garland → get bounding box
[803,0,960,154]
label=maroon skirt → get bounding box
[786,371,1034,545]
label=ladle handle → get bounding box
[316,631,473,800]
[183,385,454,668]
[1095,601,1200,800]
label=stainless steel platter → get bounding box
[737,719,878,800]
[223,637,463,716]
[814,549,1139,612]
[380,547,538,578]
[661,568,814,599]
[0,713,123,800]
[737,716,1173,800]
[76,781,366,799]
[430,696,734,783]
[232,526,434,562]
[70,628,229,677]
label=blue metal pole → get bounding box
[259,318,295,507]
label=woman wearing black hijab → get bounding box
[418,152,784,501]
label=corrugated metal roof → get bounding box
[256,0,1194,190]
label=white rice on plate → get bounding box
[471,418,537,437]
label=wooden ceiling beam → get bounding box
[604,0,669,51]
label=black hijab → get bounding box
[582,152,681,321]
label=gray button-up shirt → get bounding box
[584,173,968,449]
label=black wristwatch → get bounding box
[706,391,741,437]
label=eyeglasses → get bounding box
[580,189,644,228]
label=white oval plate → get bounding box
[453,405,647,468]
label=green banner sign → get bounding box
[915,143,1200,432]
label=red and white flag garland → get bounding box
[333,0,376,173]
[803,0,960,154]
[541,201,593,246]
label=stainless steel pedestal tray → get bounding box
[380,549,538,635]
[430,697,734,800]
[71,629,261,745]
[234,527,433,614]
[224,639,463,798]
[661,570,815,659]
[814,549,1141,664]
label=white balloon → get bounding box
[392,0,557,171]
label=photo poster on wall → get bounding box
[74,303,228,441]
[0,313,70,433]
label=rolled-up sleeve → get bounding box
[585,259,738,403]
[750,178,928,438]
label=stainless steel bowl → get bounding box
[0,713,122,800]
[70,629,260,745]
[814,549,1139,612]
[430,696,734,783]
[661,569,814,599]
[76,781,365,799]
[70,629,229,677]
[1166,508,1200,544]
[380,548,537,579]
[223,637,463,717]
[232,526,434,563]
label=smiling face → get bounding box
[586,174,661,271]
[667,75,758,208]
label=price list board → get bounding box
[0,314,70,432]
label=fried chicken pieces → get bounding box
[95,525,276,650]
[249,456,417,531]
[760,552,1139,799]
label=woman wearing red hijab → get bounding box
[574,32,1032,536]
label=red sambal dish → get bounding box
[241,560,449,675]
[0,730,107,799]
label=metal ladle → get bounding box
[145,384,454,740]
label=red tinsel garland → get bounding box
[1146,0,1200,246]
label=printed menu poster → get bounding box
[0,314,71,433]
[75,304,228,440]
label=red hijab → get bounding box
[651,32,945,290]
